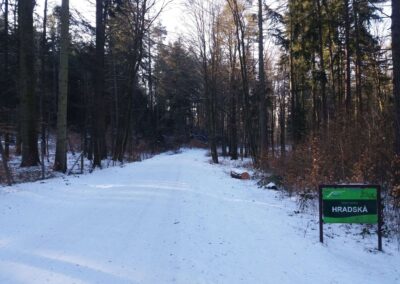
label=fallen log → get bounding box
[230,171,250,180]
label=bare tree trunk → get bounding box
[344,0,352,114]
[279,86,286,158]
[0,135,13,186]
[204,57,218,163]
[14,2,21,157]
[327,24,336,113]
[229,89,238,160]
[93,0,107,168]
[40,0,48,178]
[353,0,362,118]
[3,0,9,92]
[258,0,267,162]
[19,0,40,167]
[393,0,400,155]
[289,11,297,145]
[54,0,70,172]
[229,66,238,159]
[209,8,220,164]
[270,95,275,158]
[3,0,10,160]
[221,114,227,157]
[392,0,400,204]
[111,51,119,155]
[312,54,318,129]
[148,34,154,116]
[316,0,327,127]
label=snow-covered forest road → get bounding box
[0,149,398,284]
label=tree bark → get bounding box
[288,8,297,144]
[204,51,218,164]
[229,41,238,160]
[258,0,267,162]
[4,0,9,89]
[209,9,220,164]
[40,0,48,178]
[93,0,107,167]
[353,0,362,118]
[312,54,318,129]
[393,0,400,155]
[3,0,10,160]
[54,0,70,173]
[19,0,40,167]
[0,135,13,186]
[111,48,119,155]
[316,0,327,127]
[344,0,352,114]
[279,87,286,158]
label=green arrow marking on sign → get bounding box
[323,188,377,200]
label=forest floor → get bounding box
[0,149,399,284]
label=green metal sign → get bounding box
[318,185,383,251]
[322,187,378,224]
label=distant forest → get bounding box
[0,0,399,220]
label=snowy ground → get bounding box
[0,149,398,284]
[3,135,139,184]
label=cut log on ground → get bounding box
[230,171,250,180]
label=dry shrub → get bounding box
[187,139,208,149]
[265,109,399,235]
[68,132,83,153]
[281,140,313,193]
[268,111,393,192]
[126,139,155,162]
[391,155,400,208]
